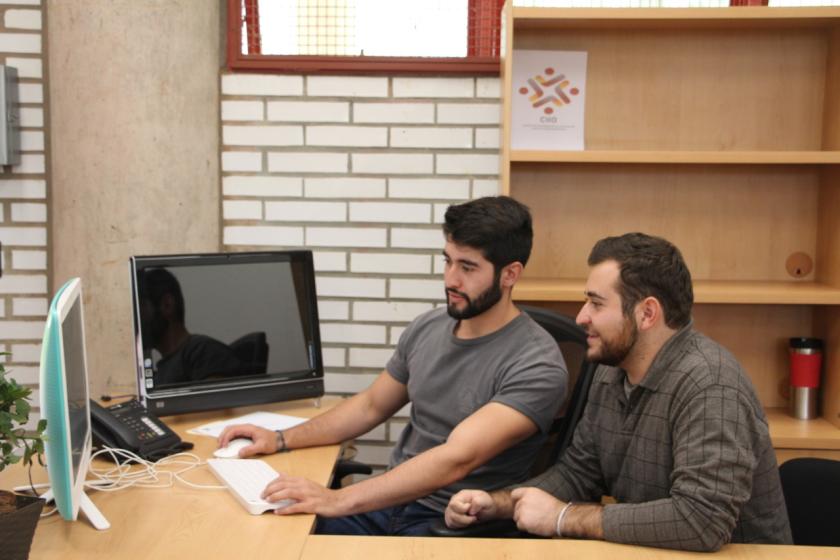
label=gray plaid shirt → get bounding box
[527,324,792,551]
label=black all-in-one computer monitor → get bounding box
[129,251,325,416]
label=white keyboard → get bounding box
[207,458,294,515]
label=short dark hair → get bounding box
[138,268,185,323]
[443,196,533,270]
[588,232,693,329]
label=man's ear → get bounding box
[637,296,663,331]
[500,262,523,289]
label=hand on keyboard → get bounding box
[207,458,295,515]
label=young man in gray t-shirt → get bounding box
[219,196,568,535]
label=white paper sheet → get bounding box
[511,50,588,151]
[187,411,307,438]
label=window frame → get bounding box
[225,0,502,75]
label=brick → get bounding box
[7,57,42,78]
[0,275,45,294]
[307,76,388,98]
[221,151,262,172]
[268,152,347,173]
[349,202,430,224]
[433,203,448,224]
[353,103,434,124]
[351,153,432,175]
[433,256,445,275]
[222,226,303,246]
[354,443,393,466]
[476,77,501,98]
[11,202,46,222]
[473,179,500,198]
[13,154,45,174]
[10,343,40,363]
[12,297,46,316]
[390,278,444,300]
[4,365,37,384]
[267,101,349,123]
[438,103,501,125]
[315,276,386,298]
[0,320,44,339]
[221,100,264,121]
[19,130,43,151]
[390,127,472,149]
[222,176,302,197]
[348,347,394,369]
[0,33,40,53]
[390,326,406,345]
[18,83,42,103]
[4,9,41,30]
[390,228,443,249]
[353,301,433,322]
[475,128,501,149]
[19,107,42,127]
[265,201,346,222]
[317,300,349,321]
[0,226,45,246]
[436,153,499,175]
[350,253,431,274]
[324,372,379,393]
[0,179,43,199]
[321,347,346,368]
[223,125,302,146]
[312,251,347,272]
[393,77,473,98]
[222,200,262,220]
[11,250,45,270]
[304,177,385,199]
[320,323,386,345]
[388,178,469,200]
[306,125,387,147]
[0,300,4,316]
[306,227,386,248]
[222,74,303,96]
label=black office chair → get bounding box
[230,331,269,375]
[779,457,840,546]
[428,305,598,537]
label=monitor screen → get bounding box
[130,251,324,415]
[40,277,109,529]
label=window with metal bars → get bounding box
[227,0,504,74]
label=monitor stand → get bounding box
[38,486,111,531]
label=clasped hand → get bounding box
[445,487,564,537]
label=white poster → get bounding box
[511,50,587,151]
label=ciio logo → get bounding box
[519,67,579,120]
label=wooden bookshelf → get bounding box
[501,5,840,459]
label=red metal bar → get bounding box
[730,0,769,5]
[244,0,261,55]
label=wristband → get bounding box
[555,502,574,538]
[275,430,289,453]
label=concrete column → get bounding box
[47,1,222,397]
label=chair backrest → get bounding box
[779,457,840,546]
[520,305,598,474]
[230,331,269,375]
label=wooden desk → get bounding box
[301,535,840,560]
[0,397,342,560]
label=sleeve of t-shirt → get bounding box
[491,326,568,434]
[384,316,417,385]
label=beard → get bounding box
[446,271,503,321]
[588,315,639,367]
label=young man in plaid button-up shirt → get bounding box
[446,232,792,551]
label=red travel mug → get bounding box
[789,337,823,420]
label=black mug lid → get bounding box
[789,337,823,350]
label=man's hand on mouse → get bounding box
[218,424,279,456]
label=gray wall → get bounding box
[48,1,222,398]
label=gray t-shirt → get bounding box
[386,307,568,512]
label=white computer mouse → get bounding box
[213,437,253,459]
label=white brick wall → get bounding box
[221,72,501,468]
[1,4,48,416]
